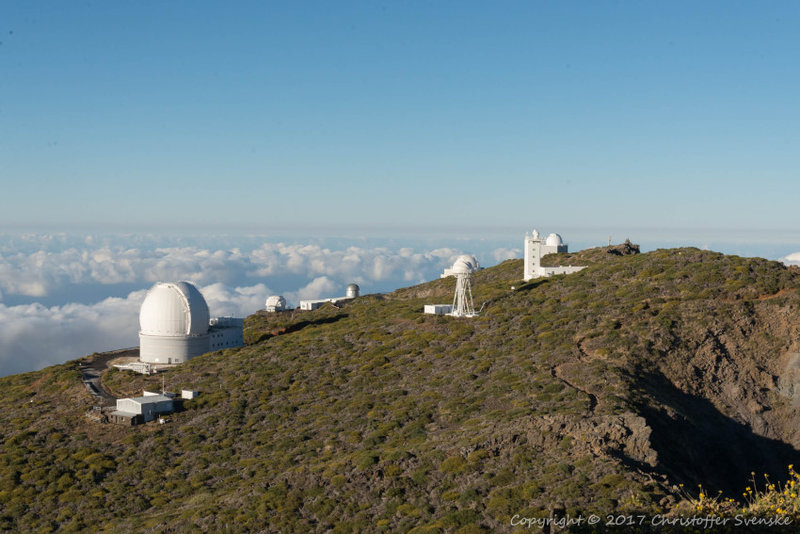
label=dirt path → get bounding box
[758,288,794,301]
[551,364,599,414]
[547,337,607,415]
[79,348,138,404]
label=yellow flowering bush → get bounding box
[738,466,800,517]
[679,466,800,519]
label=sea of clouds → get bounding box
[0,234,520,377]
[2,232,797,378]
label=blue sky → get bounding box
[2,1,799,235]
[3,2,800,377]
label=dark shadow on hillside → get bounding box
[253,314,348,344]
[515,279,550,293]
[630,369,799,496]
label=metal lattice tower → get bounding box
[451,272,476,317]
[449,256,478,317]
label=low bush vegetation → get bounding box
[1,247,799,532]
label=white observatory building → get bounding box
[441,255,480,278]
[265,295,287,312]
[299,283,360,311]
[523,229,586,281]
[425,255,479,318]
[346,283,360,299]
[139,281,244,365]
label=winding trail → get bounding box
[550,364,599,414]
[548,337,608,415]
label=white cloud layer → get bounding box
[0,242,475,300]
[491,247,521,263]
[0,281,283,377]
[0,294,144,377]
[0,236,522,377]
[781,252,800,266]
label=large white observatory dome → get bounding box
[545,233,563,247]
[139,282,210,337]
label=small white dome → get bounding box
[139,282,210,337]
[265,295,286,309]
[545,233,563,247]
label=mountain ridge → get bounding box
[1,245,800,532]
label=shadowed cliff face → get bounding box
[544,247,800,495]
[631,370,799,495]
[638,300,800,494]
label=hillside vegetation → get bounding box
[2,246,800,532]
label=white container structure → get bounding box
[423,304,453,315]
[113,394,173,423]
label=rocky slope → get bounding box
[1,246,799,532]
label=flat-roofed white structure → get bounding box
[300,283,360,311]
[139,281,244,365]
[209,317,244,350]
[113,361,153,375]
[299,299,327,311]
[423,304,453,315]
[111,393,173,424]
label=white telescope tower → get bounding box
[449,256,478,317]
